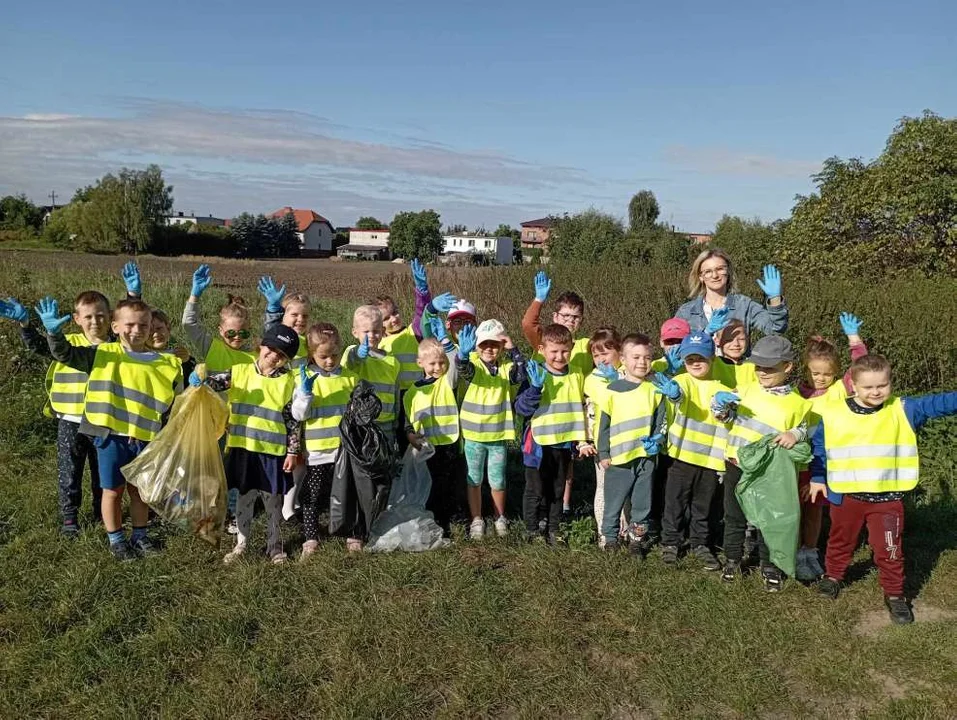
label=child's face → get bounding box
[852,369,892,408]
[719,327,747,361]
[378,302,402,334]
[478,340,502,364]
[807,358,837,391]
[73,301,109,341]
[621,343,653,381]
[283,302,309,336]
[552,303,583,334]
[755,361,792,389]
[353,316,383,349]
[539,339,572,372]
[418,353,448,380]
[219,315,250,350]
[684,354,712,379]
[591,345,619,368]
[149,319,171,350]
[112,308,152,352]
[447,314,475,343]
[259,345,288,374]
[310,342,340,373]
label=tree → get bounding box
[389,210,444,260]
[0,195,44,232]
[548,209,627,263]
[628,190,660,233]
[356,216,385,230]
[229,212,301,259]
[445,223,467,235]
[710,215,780,276]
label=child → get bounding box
[515,324,588,544]
[40,296,182,561]
[342,305,401,446]
[260,275,309,367]
[149,309,195,379]
[810,354,957,624]
[181,264,256,373]
[404,332,462,537]
[377,258,432,391]
[711,319,757,389]
[659,332,730,570]
[291,323,356,559]
[199,324,301,564]
[714,335,812,591]
[652,317,691,374]
[596,333,673,556]
[457,319,527,538]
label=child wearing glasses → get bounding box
[181,264,257,372]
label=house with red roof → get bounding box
[520,217,556,251]
[270,207,336,256]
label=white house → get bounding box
[442,234,514,265]
[270,207,336,256]
[166,212,226,228]
[338,228,392,260]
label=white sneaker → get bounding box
[469,518,485,540]
[494,516,508,537]
[794,548,816,581]
[226,517,239,535]
[300,540,319,562]
[805,547,824,578]
[224,544,246,565]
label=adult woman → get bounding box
[675,248,788,337]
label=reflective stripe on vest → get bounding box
[342,346,399,423]
[602,381,660,466]
[83,342,180,442]
[725,386,810,461]
[226,363,294,456]
[45,333,92,418]
[299,369,355,452]
[404,378,460,445]
[380,327,421,390]
[204,338,256,374]
[530,372,586,445]
[460,354,515,442]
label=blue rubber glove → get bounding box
[428,315,448,342]
[757,264,782,299]
[0,297,29,324]
[457,324,477,360]
[839,312,862,336]
[534,271,552,303]
[258,275,286,313]
[641,433,666,456]
[188,370,203,388]
[357,332,371,359]
[713,391,741,412]
[431,292,457,314]
[705,306,730,335]
[191,264,212,298]
[649,372,681,401]
[35,296,70,334]
[665,345,683,375]
[527,360,546,389]
[299,363,317,394]
[121,261,141,295]
[410,258,428,293]
[595,362,618,382]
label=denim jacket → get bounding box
[675,292,788,337]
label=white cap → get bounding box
[447,299,477,321]
[476,319,506,345]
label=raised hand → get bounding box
[534,271,552,303]
[839,312,862,337]
[357,332,371,359]
[457,324,477,359]
[428,315,448,342]
[0,297,29,324]
[410,258,428,293]
[649,371,681,400]
[595,362,618,382]
[665,345,683,375]
[258,275,286,312]
[191,264,212,298]
[526,360,547,389]
[712,391,741,412]
[705,306,730,335]
[431,292,457,314]
[34,296,71,334]
[757,264,782,299]
[299,363,317,393]
[188,370,203,388]
[641,433,666,456]
[121,261,141,295]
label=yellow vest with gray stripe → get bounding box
[404,377,460,446]
[725,384,811,461]
[380,326,421,390]
[205,337,256,374]
[820,397,918,493]
[83,342,182,442]
[44,332,93,418]
[530,371,586,445]
[666,373,731,471]
[298,368,356,452]
[226,363,294,456]
[601,381,661,466]
[460,353,515,442]
[342,347,399,425]
[532,337,593,376]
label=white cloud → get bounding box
[662,144,820,179]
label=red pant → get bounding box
[825,495,905,596]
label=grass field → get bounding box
[1,251,956,719]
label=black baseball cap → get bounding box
[261,325,300,360]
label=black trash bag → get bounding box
[329,380,395,538]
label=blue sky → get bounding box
[1,0,954,231]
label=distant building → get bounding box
[685,232,714,244]
[270,207,336,256]
[337,227,392,260]
[520,217,556,250]
[166,212,226,228]
[442,234,514,265]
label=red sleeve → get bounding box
[522,299,544,350]
[842,341,868,393]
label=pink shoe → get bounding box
[346,538,364,553]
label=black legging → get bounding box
[301,463,334,542]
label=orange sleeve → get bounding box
[522,299,544,349]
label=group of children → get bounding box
[2,255,954,626]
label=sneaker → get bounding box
[226,517,239,535]
[60,522,80,540]
[794,548,816,582]
[660,544,679,566]
[762,565,784,593]
[300,540,319,562]
[224,544,247,564]
[469,518,485,540]
[884,596,914,625]
[817,577,841,599]
[538,518,547,533]
[603,540,620,553]
[721,559,741,583]
[346,538,364,553]
[109,540,137,563]
[271,552,289,565]
[494,516,508,537]
[806,549,825,578]
[692,545,721,571]
[131,536,160,558]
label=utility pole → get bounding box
[49,190,57,208]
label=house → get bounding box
[337,227,392,260]
[166,212,226,228]
[442,233,514,265]
[520,217,556,250]
[270,207,336,256]
[685,232,714,245]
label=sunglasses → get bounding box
[224,329,251,340]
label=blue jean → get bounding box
[602,457,655,542]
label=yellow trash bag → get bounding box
[123,381,229,546]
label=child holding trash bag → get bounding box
[342,304,401,446]
[291,323,356,560]
[194,324,302,564]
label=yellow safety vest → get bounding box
[711,358,757,390]
[532,336,593,376]
[584,370,613,440]
[342,346,399,425]
[226,363,294,457]
[602,381,661,466]
[205,337,256,374]
[820,397,919,493]
[299,368,356,453]
[45,332,93,418]
[530,370,586,445]
[83,342,182,442]
[404,377,460,446]
[379,326,421,390]
[666,373,731,471]
[725,384,811,461]
[807,380,849,434]
[460,353,515,442]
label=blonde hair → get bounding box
[417,337,446,361]
[352,304,383,328]
[687,247,737,298]
[282,292,310,310]
[307,322,341,352]
[220,295,250,325]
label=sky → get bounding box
[1,0,954,232]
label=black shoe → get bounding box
[60,522,80,539]
[693,545,720,571]
[131,536,161,557]
[884,596,914,625]
[603,541,620,553]
[109,541,137,563]
[762,565,784,593]
[817,577,841,599]
[721,560,741,583]
[660,544,679,565]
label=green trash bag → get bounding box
[735,435,812,578]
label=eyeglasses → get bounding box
[701,267,729,278]
[224,329,251,340]
[555,312,583,322]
